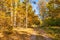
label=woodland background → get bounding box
[0,0,60,40]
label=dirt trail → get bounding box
[13,27,52,40]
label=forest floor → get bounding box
[0,27,54,40]
[13,27,54,38]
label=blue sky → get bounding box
[30,0,49,15]
[30,0,39,15]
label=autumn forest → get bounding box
[0,0,60,40]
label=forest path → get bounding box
[13,27,52,40]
